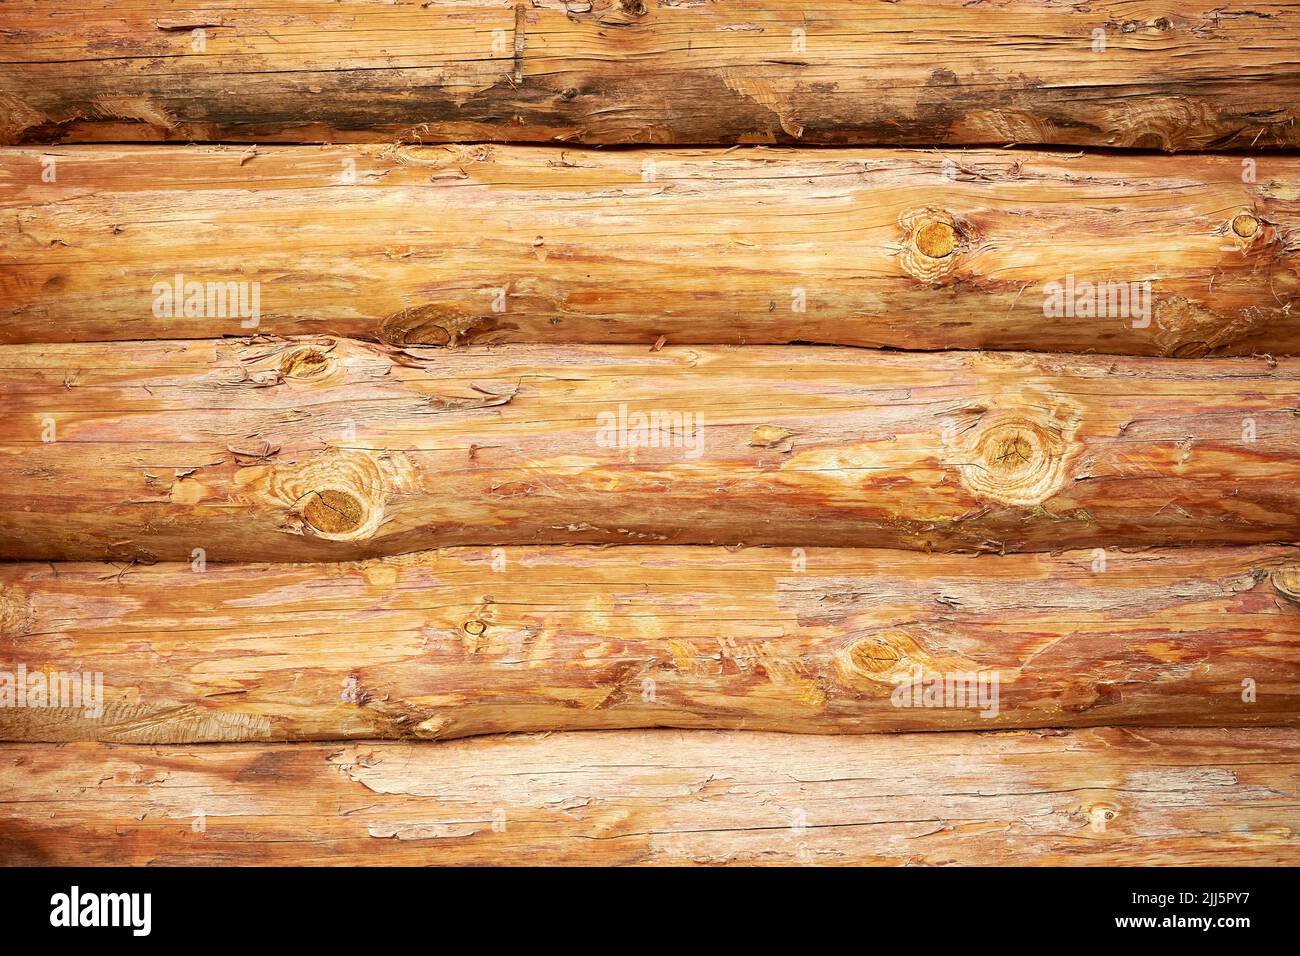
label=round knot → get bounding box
[1272,565,1300,603]
[915,221,958,259]
[959,416,1071,506]
[252,448,395,543]
[1085,802,1120,830]
[898,209,965,284]
[302,489,366,535]
[1231,214,1260,239]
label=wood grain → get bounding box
[3,339,1299,561]
[3,145,1297,353]
[3,1,1299,149]
[3,727,1298,865]
[2,546,1298,742]
[7,0,1300,876]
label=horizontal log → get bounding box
[3,2,1300,149]
[2,546,1298,742]
[3,728,1298,865]
[3,146,1298,353]
[3,340,1300,561]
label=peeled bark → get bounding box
[2,145,1297,354]
[3,1,1300,149]
[2,339,1299,561]
[2,728,1298,865]
[1,546,1298,743]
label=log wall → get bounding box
[3,0,1300,872]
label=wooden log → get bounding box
[2,727,1298,865]
[3,339,1300,561]
[3,145,1298,354]
[3,1,1300,150]
[2,546,1298,743]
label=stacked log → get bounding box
[3,545,1299,742]
[3,1,1299,149]
[4,340,1300,561]
[2,146,1296,354]
[3,729,1298,865]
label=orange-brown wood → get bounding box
[6,0,1300,876]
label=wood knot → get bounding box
[377,305,500,347]
[899,209,965,283]
[1272,565,1300,603]
[835,631,930,686]
[749,424,794,449]
[1084,802,1120,831]
[915,221,958,259]
[959,414,1072,506]
[1231,213,1260,239]
[280,346,333,381]
[599,0,646,25]
[463,620,487,636]
[303,489,366,535]
[247,448,398,543]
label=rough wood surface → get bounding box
[3,1,1300,149]
[2,546,1298,742]
[2,728,1298,865]
[3,146,1297,353]
[3,339,1299,561]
